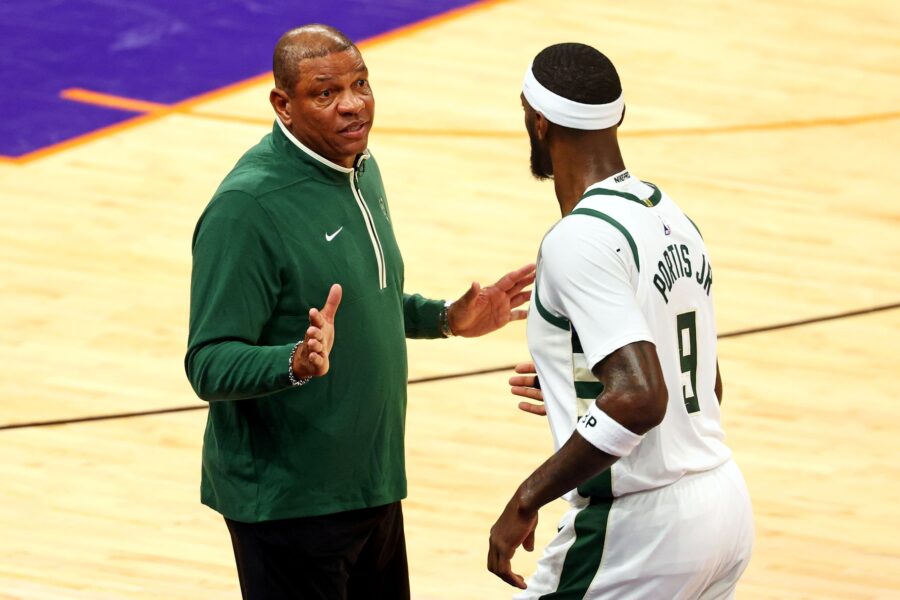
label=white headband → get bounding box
[522,63,624,130]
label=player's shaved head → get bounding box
[273,24,358,95]
[531,43,621,105]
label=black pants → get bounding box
[224,502,409,600]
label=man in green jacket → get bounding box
[185,24,534,600]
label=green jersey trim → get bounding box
[641,181,663,206]
[572,328,583,354]
[568,208,641,272]
[580,182,662,207]
[686,215,704,239]
[575,381,604,399]
[534,284,570,331]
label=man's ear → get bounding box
[534,111,549,141]
[617,104,626,128]
[270,88,291,126]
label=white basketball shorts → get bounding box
[515,459,754,599]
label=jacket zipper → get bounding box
[350,158,387,289]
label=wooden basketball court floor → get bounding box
[1,0,899,598]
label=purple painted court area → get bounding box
[0,0,477,158]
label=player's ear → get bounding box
[617,104,626,128]
[270,88,292,127]
[534,111,549,141]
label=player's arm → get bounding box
[488,341,667,588]
[716,360,723,405]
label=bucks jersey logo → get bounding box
[378,196,390,221]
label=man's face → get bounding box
[522,95,553,180]
[285,49,374,167]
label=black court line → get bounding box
[2,301,897,432]
[0,406,203,430]
[717,301,899,338]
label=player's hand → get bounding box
[488,494,538,589]
[447,263,535,338]
[510,362,545,416]
[292,284,342,379]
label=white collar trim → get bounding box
[275,118,362,174]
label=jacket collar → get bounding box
[271,119,369,184]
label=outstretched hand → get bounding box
[448,263,535,338]
[292,284,342,379]
[510,362,545,416]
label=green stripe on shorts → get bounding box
[540,496,614,599]
[577,468,612,500]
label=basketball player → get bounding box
[487,43,754,598]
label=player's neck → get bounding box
[551,136,625,216]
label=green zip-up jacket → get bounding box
[185,121,445,522]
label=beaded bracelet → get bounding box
[288,339,313,387]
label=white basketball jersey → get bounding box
[527,170,731,502]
